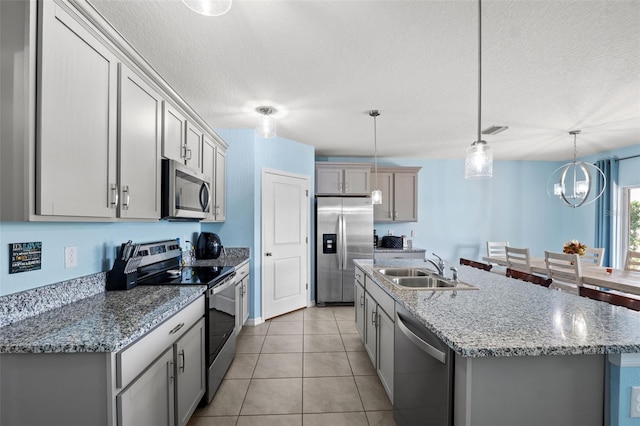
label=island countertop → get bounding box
[0,285,205,354]
[355,259,640,357]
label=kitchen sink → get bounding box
[374,267,478,290]
[376,268,430,277]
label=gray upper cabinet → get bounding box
[373,166,421,222]
[118,64,162,219]
[38,1,118,218]
[0,0,230,221]
[214,148,227,221]
[185,122,203,173]
[162,102,186,164]
[316,163,372,195]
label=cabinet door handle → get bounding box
[394,211,398,220]
[122,185,130,210]
[169,322,185,335]
[110,184,119,208]
[345,183,349,193]
[371,311,377,327]
[168,360,175,380]
[181,145,187,159]
[179,349,185,373]
[187,149,192,160]
[338,182,343,192]
[360,294,364,307]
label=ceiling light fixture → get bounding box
[546,130,606,208]
[182,0,232,17]
[464,0,493,180]
[256,106,277,139]
[369,110,382,205]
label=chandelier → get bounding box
[546,130,606,208]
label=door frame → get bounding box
[261,167,312,320]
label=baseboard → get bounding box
[245,317,264,326]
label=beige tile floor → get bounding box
[188,306,396,426]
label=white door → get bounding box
[262,170,309,320]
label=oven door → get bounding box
[207,276,236,364]
[162,159,211,220]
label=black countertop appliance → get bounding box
[196,232,223,259]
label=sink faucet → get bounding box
[425,253,446,277]
[450,267,459,282]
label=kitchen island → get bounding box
[355,258,640,426]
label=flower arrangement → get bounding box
[563,239,587,256]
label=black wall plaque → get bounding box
[9,242,42,274]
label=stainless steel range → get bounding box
[135,239,237,404]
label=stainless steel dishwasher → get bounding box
[394,304,453,426]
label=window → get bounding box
[620,186,640,266]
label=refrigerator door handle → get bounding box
[337,214,343,270]
[342,214,348,270]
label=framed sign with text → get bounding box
[9,242,42,274]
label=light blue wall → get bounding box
[203,130,315,321]
[609,361,640,426]
[0,221,200,295]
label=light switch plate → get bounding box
[631,387,640,417]
[65,246,77,268]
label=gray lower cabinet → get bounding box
[175,318,206,426]
[118,348,175,426]
[354,272,365,340]
[356,267,394,402]
[235,261,251,333]
[0,296,205,426]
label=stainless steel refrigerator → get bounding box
[316,197,373,304]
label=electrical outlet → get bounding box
[65,246,78,268]
[631,387,640,418]
[388,230,393,236]
[411,230,416,237]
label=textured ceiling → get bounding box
[89,0,640,161]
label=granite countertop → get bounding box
[192,248,250,268]
[355,259,640,358]
[375,246,426,253]
[0,285,205,354]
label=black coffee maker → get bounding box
[195,232,223,259]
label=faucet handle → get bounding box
[450,267,459,282]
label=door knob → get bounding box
[266,252,273,256]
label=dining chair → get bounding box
[545,251,582,294]
[460,258,493,271]
[579,286,640,311]
[505,247,531,273]
[624,250,640,271]
[506,268,552,288]
[486,241,509,258]
[581,247,605,267]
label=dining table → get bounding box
[482,255,640,296]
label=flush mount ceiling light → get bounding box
[182,0,232,17]
[369,110,382,205]
[256,106,277,139]
[464,0,493,180]
[546,130,606,208]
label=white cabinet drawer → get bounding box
[236,260,249,280]
[365,276,394,319]
[117,295,204,389]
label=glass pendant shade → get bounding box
[257,115,276,138]
[372,189,382,205]
[256,106,277,139]
[464,141,493,179]
[182,0,232,17]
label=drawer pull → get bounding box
[169,322,185,335]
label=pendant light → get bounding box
[256,106,277,139]
[546,130,606,208]
[370,110,382,205]
[182,0,232,17]
[464,0,493,179]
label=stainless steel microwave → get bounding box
[161,159,211,220]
